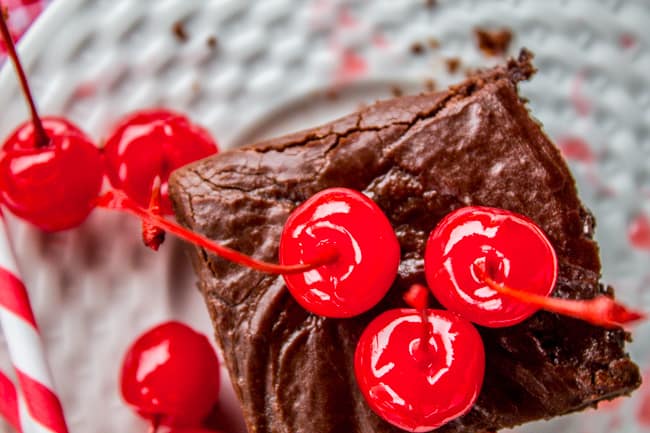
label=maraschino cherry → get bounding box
[424,206,558,327]
[0,11,103,231]
[424,206,645,328]
[103,109,218,215]
[279,187,401,318]
[99,187,399,318]
[120,321,221,430]
[354,284,485,432]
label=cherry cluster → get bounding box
[0,107,218,233]
[354,205,556,431]
[0,0,217,233]
[1,12,644,433]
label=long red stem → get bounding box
[0,8,49,147]
[404,284,432,354]
[479,271,646,328]
[97,190,338,275]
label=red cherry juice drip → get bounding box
[477,265,645,328]
[619,33,636,50]
[337,6,358,28]
[638,370,650,426]
[557,136,595,163]
[629,213,650,251]
[335,49,366,83]
[0,10,48,147]
[570,70,591,117]
[97,190,337,274]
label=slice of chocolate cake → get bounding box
[169,51,641,433]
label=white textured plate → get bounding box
[0,0,649,432]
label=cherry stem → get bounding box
[0,8,49,148]
[477,268,646,328]
[142,176,166,251]
[148,415,160,433]
[404,284,432,354]
[96,190,339,275]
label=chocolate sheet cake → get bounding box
[169,51,641,433]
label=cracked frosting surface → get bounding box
[169,52,640,433]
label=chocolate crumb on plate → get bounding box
[474,27,513,57]
[172,21,189,42]
[410,41,425,55]
[445,57,462,73]
[206,35,218,49]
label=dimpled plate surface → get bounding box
[0,0,649,432]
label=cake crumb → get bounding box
[172,21,189,42]
[206,35,218,49]
[324,88,339,101]
[410,42,425,55]
[390,85,403,97]
[192,81,201,94]
[427,37,440,49]
[424,78,437,92]
[424,0,437,8]
[1,5,9,20]
[474,27,512,57]
[445,57,461,74]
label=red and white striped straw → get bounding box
[0,211,69,433]
[0,369,21,432]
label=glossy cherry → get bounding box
[103,109,218,215]
[354,285,484,432]
[0,118,103,231]
[279,188,400,318]
[120,321,220,428]
[424,206,558,328]
[0,13,103,231]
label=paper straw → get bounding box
[0,369,21,432]
[0,211,68,433]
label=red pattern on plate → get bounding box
[557,136,595,163]
[629,213,650,251]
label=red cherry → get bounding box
[103,109,218,215]
[279,188,400,318]
[354,308,484,432]
[0,12,103,231]
[120,321,220,428]
[424,206,558,328]
[0,118,103,231]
